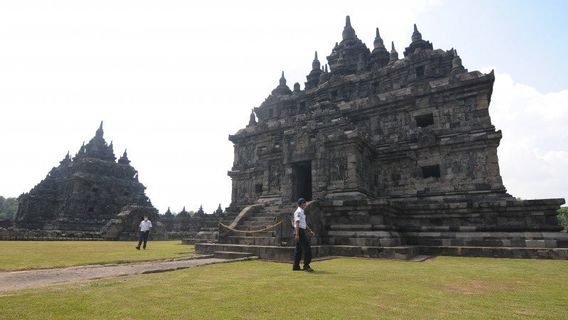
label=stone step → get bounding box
[324,237,402,247]
[222,228,276,235]
[418,246,568,259]
[196,243,420,261]
[213,251,256,259]
[327,230,401,238]
[405,237,566,248]
[404,231,568,239]
[328,224,393,231]
[224,236,279,246]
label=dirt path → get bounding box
[0,256,254,293]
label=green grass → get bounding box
[1,256,567,319]
[0,241,194,271]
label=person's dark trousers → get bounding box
[137,231,150,249]
[293,229,312,269]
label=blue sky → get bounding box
[423,0,568,92]
[0,0,566,212]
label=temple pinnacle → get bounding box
[312,51,321,70]
[390,41,399,62]
[95,121,104,138]
[412,23,423,42]
[342,15,356,40]
[374,27,385,49]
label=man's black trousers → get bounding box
[138,231,150,249]
[293,229,312,268]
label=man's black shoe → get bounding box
[303,266,314,272]
[135,246,140,250]
[292,267,301,271]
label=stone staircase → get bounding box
[196,201,420,261]
[220,204,295,247]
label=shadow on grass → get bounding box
[306,270,336,275]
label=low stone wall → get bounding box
[0,228,102,240]
[313,197,568,256]
[392,198,565,232]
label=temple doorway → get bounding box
[292,161,312,201]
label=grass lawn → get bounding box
[0,241,194,271]
[1,256,567,319]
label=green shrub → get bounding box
[0,196,18,220]
[558,207,568,229]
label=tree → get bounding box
[558,207,568,230]
[0,196,18,220]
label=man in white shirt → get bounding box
[292,198,316,272]
[136,216,152,250]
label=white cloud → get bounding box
[489,72,568,200]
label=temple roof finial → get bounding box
[118,148,131,165]
[342,15,356,40]
[95,121,104,138]
[390,41,399,62]
[404,23,432,56]
[272,71,292,95]
[312,50,321,70]
[411,23,423,42]
[248,109,257,126]
[373,27,385,49]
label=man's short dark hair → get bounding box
[297,198,306,205]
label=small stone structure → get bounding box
[159,206,223,241]
[197,17,567,260]
[10,122,157,240]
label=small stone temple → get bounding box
[12,123,158,239]
[197,16,567,260]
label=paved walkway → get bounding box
[0,256,253,292]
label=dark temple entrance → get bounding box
[292,161,312,201]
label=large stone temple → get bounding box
[12,123,158,239]
[197,16,567,259]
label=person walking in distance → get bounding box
[292,198,316,272]
[136,215,152,250]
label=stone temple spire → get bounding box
[271,71,292,96]
[248,109,257,126]
[389,41,399,63]
[370,27,389,69]
[118,149,131,165]
[84,122,115,161]
[327,16,370,75]
[95,121,104,138]
[312,51,321,70]
[342,15,357,40]
[305,51,322,90]
[404,23,433,57]
[373,27,385,49]
[59,151,72,166]
[411,24,422,42]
